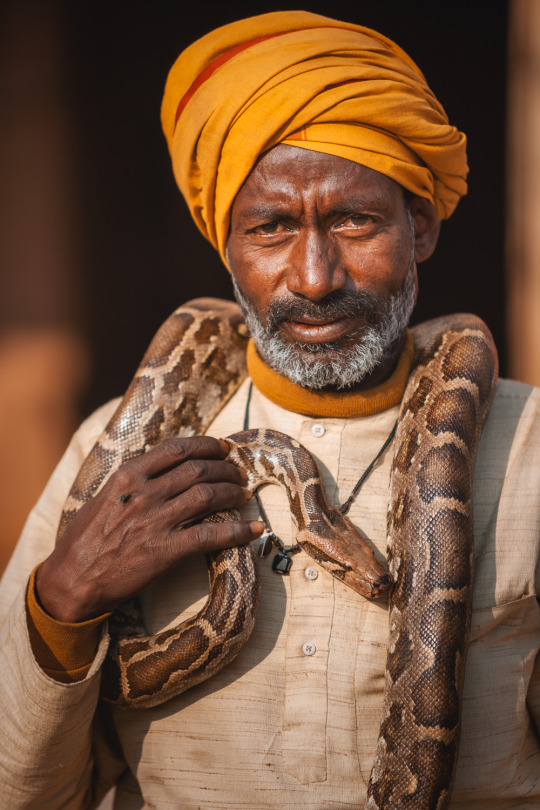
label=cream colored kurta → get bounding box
[1,377,540,809]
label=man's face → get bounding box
[226,145,419,390]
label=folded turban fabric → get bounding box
[161,10,468,264]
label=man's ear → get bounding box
[409,196,441,263]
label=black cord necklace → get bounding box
[243,381,397,575]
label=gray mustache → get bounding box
[266,290,382,330]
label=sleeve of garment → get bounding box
[0,398,127,809]
[26,566,110,683]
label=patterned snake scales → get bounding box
[56,298,497,809]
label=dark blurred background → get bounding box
[1,0,529,568]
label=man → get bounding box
[1,10,539,809]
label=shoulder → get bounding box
[478,377,540,473]
[484,377,540,438]
[473,377,540,605]
[491,376,540,406]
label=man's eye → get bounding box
[250,221,291,236]
[254,222,282,234]
[340,214,371,228]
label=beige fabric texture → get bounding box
[1,376,540,808]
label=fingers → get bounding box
[104,437,247,503]
[129,436,231,478]
[162,481,251,528]
[170,518,265,558]
[148,458,247,501]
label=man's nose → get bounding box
[286,229,347,301]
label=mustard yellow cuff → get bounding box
[26,565,110,683]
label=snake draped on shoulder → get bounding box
[56,299,497,809]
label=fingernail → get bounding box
[250,520,265,536]
[238,468,248,484]
[219,439,230,455]
[242,487,252,500]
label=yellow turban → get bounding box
[161,10,468,263]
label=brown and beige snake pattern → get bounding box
[56,299,497,810]
[100,425,390,709]
[367,314,498,809]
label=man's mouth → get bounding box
[280,313,365,344]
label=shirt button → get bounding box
[312,423,325,438]
[302,642,316,656]
[304,566,318,581]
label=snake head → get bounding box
[297,515,391,599]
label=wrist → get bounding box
[27,566,110,682]
[35,556,92,623]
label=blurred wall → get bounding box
[0,0,509,573]
[507,0,540,384]
[0,1,88,572]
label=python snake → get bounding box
[56,297,498,809]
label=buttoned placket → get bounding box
[281,418,344,784]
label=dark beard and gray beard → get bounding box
[230,256,417,391]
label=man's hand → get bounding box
[36,437,263,623]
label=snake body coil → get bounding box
[57,299,498,809]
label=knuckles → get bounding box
[157,437,190,460]
[109,468,134,492]
[154,435,225,461]
[181,459,210,485]
[187,522,211,552]
[189,482,216,510]
[183,518,251,555]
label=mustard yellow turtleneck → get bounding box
[27,332,414,681]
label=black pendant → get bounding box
[272,552,293,575]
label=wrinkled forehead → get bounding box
[232,145,409,217]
